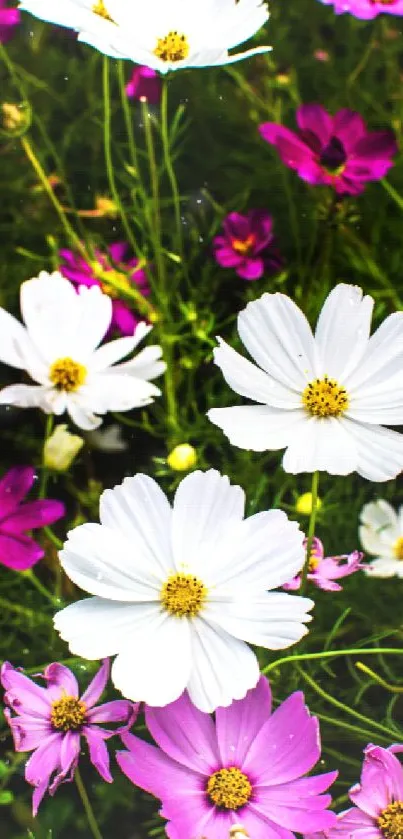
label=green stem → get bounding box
[75,767,104,839]
[23,570,60,607]
[0,593,50,622]
[263,646,403,675]
[160,78,184,267]
[39,414,54,499]
[102,56,138,258]
[300,471,319,592]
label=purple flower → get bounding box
[1,659,137,815]
[284,537,364,592]
[117,676,337,839]
[0,466,64,571]
[318,0,403,19]
[0,0,20,44]
[329,743,403,839]
[126,65,162,103]
[259,104,397,196]
[59,242,150,336]
[213,210,282,280]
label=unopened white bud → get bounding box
[44,424,84,471]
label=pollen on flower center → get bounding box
[308,553,320,572]
[302,376,349,418]
[160,572,206,617]
[232,234,256,255]
[207,767,252,810]
[378,801,403,839]
[154,31,190,63]
[393,538,403,561]
[50,695,87,731]
[49,358,87,392]
[92,1,114,22]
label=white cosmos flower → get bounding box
[208,284,403,481]
[54,469,313,712]
[359,499,403,578]
[0,272,165,431]
[19,0,271,72]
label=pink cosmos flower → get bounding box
[284,537,364,592]
[329,743,403,839]
[0,0,20,43]
[318,0,403,19]
[1,659,137,816]
[126,65,162,103]
[213,210,282,280]
[0,466,64,571]
[117,676,337,839]
[259,104,397,196]
[59,242,150,336]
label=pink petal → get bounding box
[259,123,315,170]
[332,110,367,148]
[111,300,138,336]
[213,244,243,269]
[254,772,338,832]
[87,699,137,729]
[108,242,128,263]
[236,257,265,280]
[215,675,272,766]
[117,734,203,806]
[80,659,110,708]
[1,661,52,717]
[84,726,113,782]
[43,663,79,699]
[329,806,379,839]
[145,692,219,774]
[25,732,62,800]
[1,499,65,534]
[350,745,403,817]
[48,731,80,794]
[296,104,332,145]
[0,533,43,570]
[243,692,321,785]
[4,709,52,752]
[243,807,296,839]
[0,466,34,517]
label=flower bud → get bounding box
[167,443,197,472]
[44,424,84,471]
[1,102,31,137]
[295,491,322,516]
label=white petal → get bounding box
[112,613,192,705]
[186,618,260,712]
[116,345,166,381]
[99,474,173,575]
[202,510,305,591]
[237,293,319,391]
[359,499,399,557]
[346,312,403,393]
[341,419,403,482]
[20,273,80,362]
[0,383,52,411]
[198,45,271,66]
[282,416,357,475]
[54,597,149,658]
[66,397,102,431]
[360,498,398,532]
[79,373,160,412]
[365,559,403,578]
[346,382,403,426]
[314,284,373,381]
[212,0,268,49]
[59,522,163,600]
[71,285,112,356]
[171,470,244,570]
[89,334,141,372]
[206,592,313,649]
[77,30,129,58]
[0,308,34,370]
[208,405,307,452]
[213,338,300,408]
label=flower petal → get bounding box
[54,598,154,659]
[83,726,113,782]
[117,735,203,806]
[0,466,34,516]
[1,661,51,718]
[314,284,373,381]
[212,338,301,407]
[341,419,403,482]
[215,675,272,766]
[282,417,358,475]
[43,663,79,699]
[206,592,312,649]
[145,692,219,774]
[1,499,65,534]
[208,405,307,452]
[81,659,110,707]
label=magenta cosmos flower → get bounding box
[259,104,397,196]
[318,0,403,19]
[329,743,403,839]
[117,676,337,839]
[126,65,162,103]
[0,0,20,43]
[59,242,150,336]
[213,210,282,280]
[0,466,64,571]
[1,659,137,815]
[284,537,364,592]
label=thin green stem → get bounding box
[23,570,60,607]
[300,471,319,592]
[356,661,403,694]
[39,414,54,499]
[102,56,138,257]
[75,767,104,839]
[0,594,50,622]
[263,646,403,675]
[160,78,184,268]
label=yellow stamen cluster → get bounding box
[51,695,87,732]
[206,767,252,810]
[393,538,403,561]
[154,31,189,63]
[92,1,114,22]
[49,358,87,392]
[378,801,403,839]
[231,234,256,256]
[160,572,206,617]
[302,376,349,418]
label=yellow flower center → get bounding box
[160,572,206,617]
[49,358,87,392]
[50,695,87,732]
[308,553,320,573]
[378,801,403,839]
[206,767,252,810]
[92,1,114,22]
[393,537,403,561]
[231,234,256,256]
[154,31,190,63]
[302,376,349,418]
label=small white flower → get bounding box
[54,469,313,712]
[19,0,271,72]
[360,499,403,578]
[208,284,403,481]
[0,272,165,431]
